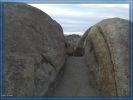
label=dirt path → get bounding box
[53,56,98,96]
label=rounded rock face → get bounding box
[4,3,66,96]
[84,18,129,96]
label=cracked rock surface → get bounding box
[4,3,66,96]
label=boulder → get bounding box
[65,34,84,56]
[4,3,66,96]
[65,34,81,49]
[84,18,129,96]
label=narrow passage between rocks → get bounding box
[53,56,98,96]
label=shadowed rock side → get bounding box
[4,3,66,96]
[83,18,129,96]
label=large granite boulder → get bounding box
[4,3,66,96]
[84,18,129,96]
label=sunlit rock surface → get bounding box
[83,18,129,96]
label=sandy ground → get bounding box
[53,56,98,96]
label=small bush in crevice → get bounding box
[66,47,75,56]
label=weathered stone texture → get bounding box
[4,3,66,96]
[84,18,129,96]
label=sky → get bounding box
[29,4,129,35]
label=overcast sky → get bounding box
[29,4,129,35]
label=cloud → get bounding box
[64,32,83,35]
[80,4,129,9]
[29,4,129,35]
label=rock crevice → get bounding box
[4,3,129,96]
